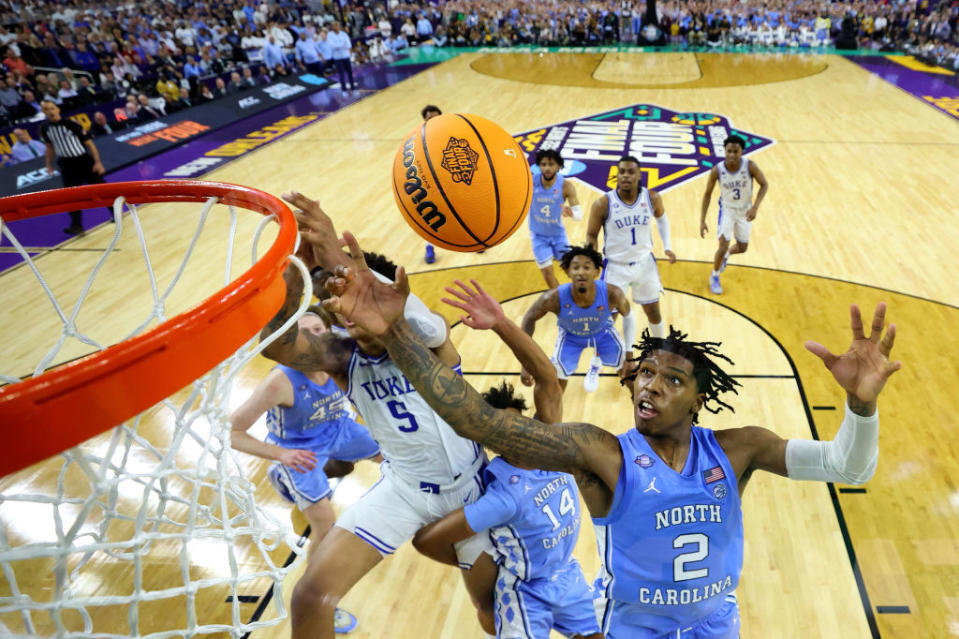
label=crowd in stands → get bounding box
[2,0,957,166]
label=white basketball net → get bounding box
[0,196,312,638]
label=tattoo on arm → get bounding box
[261,265,304,359]
[383,320,612,473]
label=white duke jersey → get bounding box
[717,158,752,213]
[603,188,655,262]
[345,346,484,485]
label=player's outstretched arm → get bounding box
[717,303,901,486]
[585,194,608,250]
[411,508,474,567]
[443,279,563,423]
[699,166,719,237]
[229,369,318,473]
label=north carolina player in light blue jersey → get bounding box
[231,309,383,634]
[414,278,601,639]
[521,245,632,393]
[528,149,582,289]
[259,238,498,639]
[699,135,769,295]
[306,220,899,639]
[586,155,676,340]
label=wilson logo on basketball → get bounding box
[400,137,446,231]
[440,137,479,185]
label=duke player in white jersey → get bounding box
[231,309,383,633]
[260,223,497,639]
[302,201,900,639]
[587,155,676,340]
[698,135,769,295]
[413,279,602,639]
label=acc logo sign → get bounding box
[513,104,773,192]
[17,167,58,189]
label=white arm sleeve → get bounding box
[621,311,636,352]
[785,403,879,485]
[372,271,447,348]
[570,204,583,221]
[654,214,672,252]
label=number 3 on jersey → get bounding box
[387,399,419,432]
[541,488,576,529]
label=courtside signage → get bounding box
[513,104,774,192]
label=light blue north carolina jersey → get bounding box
[593,427,743,635]
[556,280,615,339]
[266,365,353,445]
[528,173,567,237]
[464,458,581,582]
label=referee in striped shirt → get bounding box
[40,100,107,235]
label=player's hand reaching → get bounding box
[520,368,534,387]
[805,302,902,412]
[277,448,318,473]
[442,279,504,330]
[322,232,408,337]
[699,219,709,238]
[664,249,677,264]
[282,191,341,262]
[562,205,573,218]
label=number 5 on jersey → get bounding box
[387,399,419,432]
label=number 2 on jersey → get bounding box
[387,399,419,432]
[673,533,709,581]
[541,488,575,529]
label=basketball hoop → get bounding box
[0,180,312,637]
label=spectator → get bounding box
[213,76,229,97]
[88,111,114,136]
[433,26,448,47]
[183,55,203,79]
[198,84,215,102]
[240,66,258,88]
[135,93,163,121]
[262,35,285,71]
[75,76,98,105]
[19,90,42,120]
[156,72,180,103]
[327,22,355,91]
[0,79,20,112]
[10,127,47,163]
[295,30,323,74]
[3,47,28,75]
[415,14,434,42]
[227,71,246,93]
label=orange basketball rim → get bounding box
[0,180,296,477]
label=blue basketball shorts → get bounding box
[530,231,570,269]
[597,592,740,638]
[496,559,601,639]
[267,418,380,510]
[551,327,626,379]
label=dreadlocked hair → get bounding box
[482,380,528,413]
[622,326,741,424]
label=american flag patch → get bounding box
[703,466,725,484]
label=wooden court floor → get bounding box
[2,52,958,638]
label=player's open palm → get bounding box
[323,232,408,337]
[442,279,504,330]
[805,302,902,405]
[278,448,318,473]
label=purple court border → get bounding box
[849,55,959,123]
[0,63,435,273]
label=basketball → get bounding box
[392,113,533,252]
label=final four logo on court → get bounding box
[512,104,774,192]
